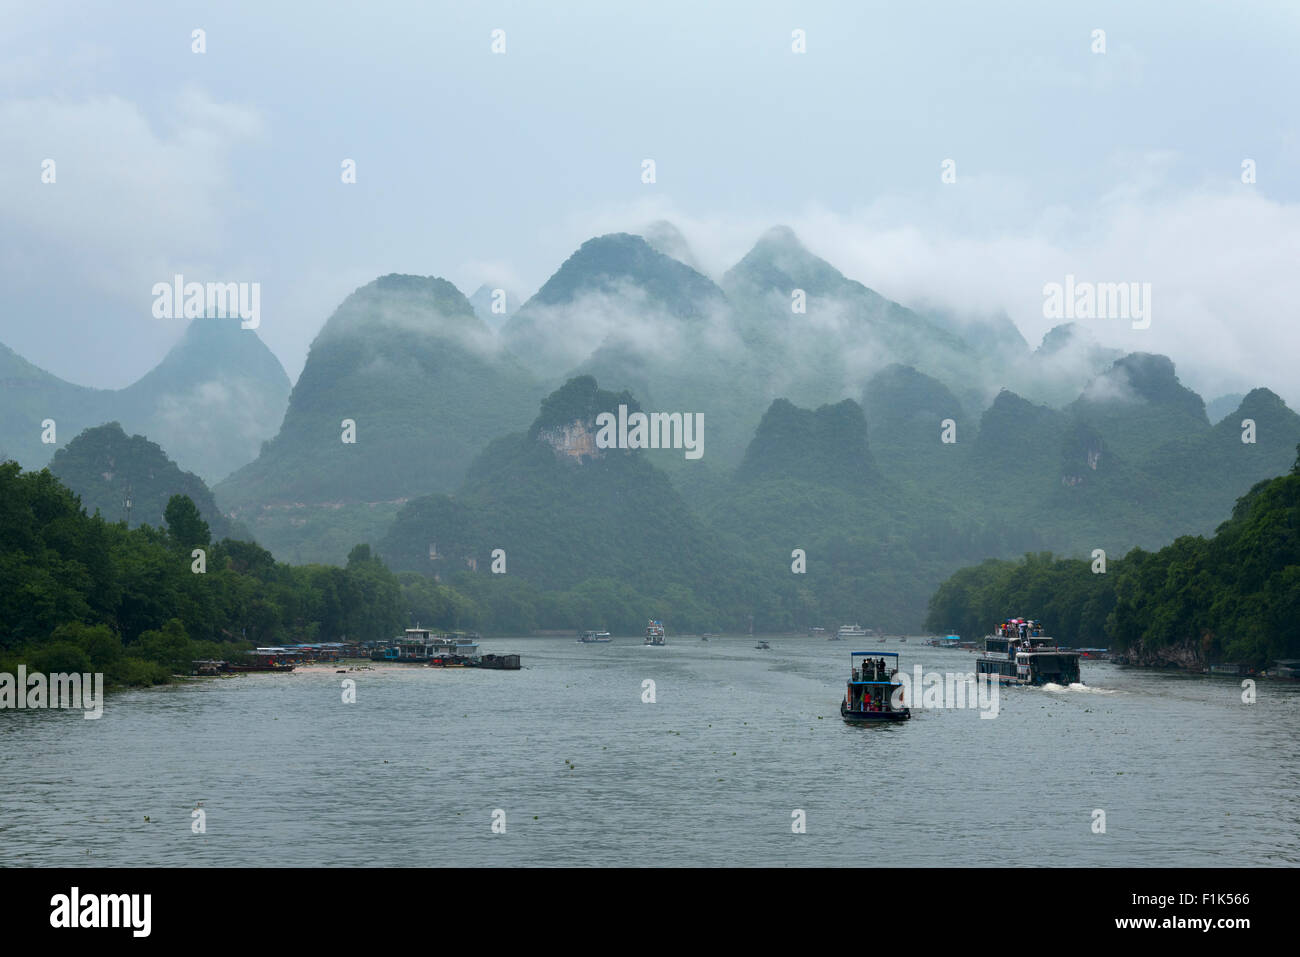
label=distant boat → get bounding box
[1209,662,1251,676]
[833,624,867,641]
[578,631,612,643]
[755,640,771,650]
[1269,659,1300,679]
[644,620,666,646]
[841,651,910,723]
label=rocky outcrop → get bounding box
[1114,635,1207,670]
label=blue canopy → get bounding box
[851,651,899,657]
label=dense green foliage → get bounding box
[924,554,1117,647]
[925,447,1300,668]
[49,422,242,539]
[378,377,1044,633]
[0,462,432,686]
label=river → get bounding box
[2,636,1296,866]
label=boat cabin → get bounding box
[977,626,1082,685]
[841,651,911,722]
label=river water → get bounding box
[2,637,1296,866]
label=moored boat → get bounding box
[371,628,507,668]
[469,654,522,670]
[578,630,612,643]
[840,651,910,722]
[219,659,295,674]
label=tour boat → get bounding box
[975,619,1082,686]
[578,631,612,643]
[840,651,911,722]
[644,620,666,646]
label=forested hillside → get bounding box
[925,447,1300,669]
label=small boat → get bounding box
[220,661,295,674]
[644,620,666,646]
[755,640,771,650]
[424,656,467,668]
[840,651,910,723]
[578,630,612,643]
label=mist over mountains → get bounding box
[5,222,1298,631]
[0,317,289,484]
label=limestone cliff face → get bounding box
[539,421,600,460]
[1061,421,1106,487]
[1115,635,1207,670]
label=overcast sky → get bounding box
[2,0,1297,408]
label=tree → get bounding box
[164,494,210,549]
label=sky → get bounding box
[1,0,1297,408]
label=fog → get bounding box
[2,0,1296,412]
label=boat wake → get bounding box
[1043,682,1115,694]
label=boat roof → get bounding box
[849,680,901,686]
[851,651,899,657]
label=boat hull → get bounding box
[841,700,910,723]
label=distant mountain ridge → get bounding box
[12,221,1288,629]
[213,274,546,563]
[0,318,289,484]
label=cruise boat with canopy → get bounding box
[840,651,911,723]
[975,619,1082,686]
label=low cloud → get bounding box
[567,175,1300,410]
